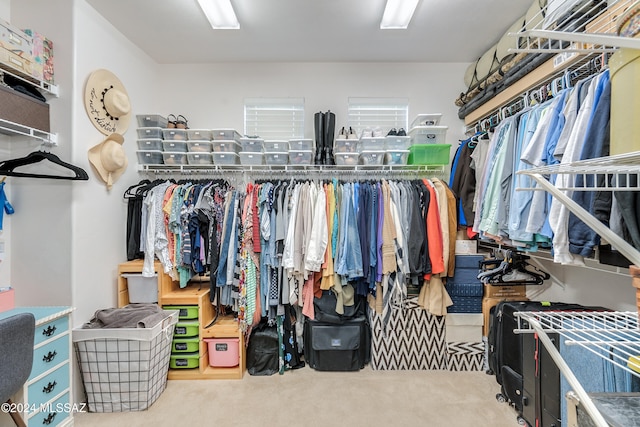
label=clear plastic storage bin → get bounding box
[385,136,411,150]
[264,140,289,152]
[212,152,240,165]
[187,141,213,152]
[162,129,188,141]
[162,141,188,152]
[409,126,448,145]
[187,153,213,165]
[239,152,264,166]
[335,152,359,166]
[335,139,359,153]
[410,113,443,128]
[385,150,410,166]
[264,152,288,165]
[212,140,240,153]
[211,129,241,141]
[162,152,188,165]
[359,137,386,152]
[359,151,385,166]
[137,127,164,139]
[186,129,212,141]
[239,138,264,152]
[289,150,313,165]
[289,139,314,151]
[136,114,168,128]
[137,139,163,151]
[121,273,158,303]
[137,150,164,165]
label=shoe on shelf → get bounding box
[167,114,177,129]
[338,126,347,139]
[372,127,384,137]
[387,128,398,136]
[176,115,189,129]
[397,128,406,136]
[360,128,372,138]
[348,127,359,140]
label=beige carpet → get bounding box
[74,367,520,427]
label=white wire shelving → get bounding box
[514,311,640,427]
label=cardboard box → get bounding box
[482,296,529,336]
[484,283,527,298]
[0,46,33,77]
[445,313,483,342]
[0,17,32,57]
[0,287,15,312]
[455,239,478,254]
[0,83,49,132]
[23,29,54,84]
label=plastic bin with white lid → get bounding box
[359,137,386,152]
[212,152,239,165]
[162,152,188,165]
[409,125,448,145]
[121,273,158,303]
[385,136,411,150]
[335,152,359,166]
[137,127,164,139]
[187,141,213,152]
[289,139,314,151]
[239,152,264,166]
[265,152,288,165]
[136,114,168,128]
[211,129,241,141]
[187,152,213,165]
[137,139,163,151]
[162,129,188,141]
[385,150,410,166]
[162,140,188,152]
[264,140,289,152]
[186,129,212,141]
[410,113,442,128]
[137,150,164,165]
[289,150,313,165]
[335,139,359,153]
[359,151,385,166]
[239,138,264,152]
[212,140,241,153]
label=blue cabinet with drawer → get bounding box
[0,307,74,427]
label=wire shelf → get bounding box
[0,118,57,146]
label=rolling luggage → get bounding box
[488,300,609,426]
[303,315,370,371]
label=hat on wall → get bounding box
[84,69,131,135]
[88,133,128,190]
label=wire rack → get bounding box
[514,310,640,427]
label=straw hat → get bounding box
[84,69,131,135]
[88,133,128,190]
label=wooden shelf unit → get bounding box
[117,260,245,380]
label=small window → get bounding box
[347,97,409,137]
[244,97,305,140]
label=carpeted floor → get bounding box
[74,367,520,427]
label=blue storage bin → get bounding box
[454,254,484,269]
[448,296,483,313]
[445,282,483,297]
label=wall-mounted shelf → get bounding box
[0,66,58,97]
[0,117,57,146]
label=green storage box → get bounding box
[170,352,199,369]
[172,337,200,353]
[163,305,198,320]
[174,321,199,338]
[407,144,451,165]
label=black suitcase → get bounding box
[304,315,371,371]
[488,300,609,426]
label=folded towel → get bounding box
[83,303,168,329]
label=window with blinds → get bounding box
[347,97,409,137]
[244,98,305,140]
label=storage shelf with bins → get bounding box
[117,260,244,380]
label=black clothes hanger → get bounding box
[478,251,550,285]
[0,150,89,181]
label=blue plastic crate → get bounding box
[445,282,483,297]
[448,296,482,313]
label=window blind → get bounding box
[347,97,409,137]
[244,97,305,140]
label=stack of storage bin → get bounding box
[333,131,411,166]
[239,137,265,165]
[263,140,289,166]
[163,305,200,370]
[136,114,168,165]
[288,138,314,165]
[211,129,242,166]
[407,113,451,166]
[445,254,485,313]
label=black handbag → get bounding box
[313,288,366,324]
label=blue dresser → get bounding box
[0,307,74,427]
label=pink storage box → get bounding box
[0,288,15,312]
[204,338,239,367]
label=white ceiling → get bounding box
[86,0,533,63]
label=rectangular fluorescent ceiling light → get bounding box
[380,0,420,29]
[197,0,239,29]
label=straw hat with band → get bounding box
[88,133,128,190]
[84,69,131,135]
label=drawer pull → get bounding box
[42,325,57,337]
[43,350,57,363]
[42,381,57,394]
[43,412,56,425]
